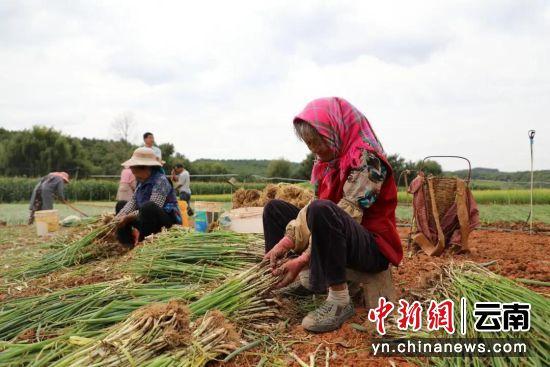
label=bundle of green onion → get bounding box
[0,333,92,367]
[53,303,242,367]
[51,300,193,367]
[402,262,550,367]
[0,279,199,341]
[15,222,117,279]
[141,310,239,367]
[188,262,281,331]
[42,262,280,367]
[127,229,263,282]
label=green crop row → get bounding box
[0,177,267,203]
[0,178,120,202]
[397,188,550,205]
[2,177,549,204]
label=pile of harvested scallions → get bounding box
[14,221,117,279]
[0,226,281,367]
[397,262,550,367]
[127,230,263,281]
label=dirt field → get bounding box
[220,227,550,366]
[0,223,548,366]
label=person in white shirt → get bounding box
[143,132,162,162]
[171,163,193,215]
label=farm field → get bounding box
[0,190,549,366]
[2,200,550,226]
[2,3,549,365]
[2,177,550,204]
[0,218,548,366]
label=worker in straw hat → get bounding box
[263,97,402,333]
[115,147,182,247]
[28,172,70,224]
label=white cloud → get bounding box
[0,0,548,171]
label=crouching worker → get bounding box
[264,97,403,333]
[115,147,181,247]
[28,172,70,225]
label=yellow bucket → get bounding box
[35,210,59,236]
[177,200,190,227]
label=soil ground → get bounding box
[223,227,549,366]
[0,221,548,366]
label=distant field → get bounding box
[0,202,115,225]
[198,190,550,206]
[396,204,550,225]
[397,188,550,205]
[193,194,233,202]
[2,198,549,225]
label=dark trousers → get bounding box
[115,201,176,246]
[178,192,194,215]
[263,199,389,292]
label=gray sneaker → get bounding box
[276,281,315,298]
[301,301,355,333]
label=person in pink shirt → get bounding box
[116,166,136,202]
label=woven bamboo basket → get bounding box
[420,156,471,239]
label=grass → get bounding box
[3,198,550,225]
[0,202,114,225]
[198,188,550,205]
[193,194,233,202]
[0,177,269,202]
[397,188,550,205]
[396,204,550,224]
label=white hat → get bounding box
[122,147,162,167]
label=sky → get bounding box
[0,0,549,171]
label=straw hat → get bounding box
[122,147,162,167]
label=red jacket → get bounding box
[360,170,403,266]
[318,158,403,267]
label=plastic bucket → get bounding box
[35,210,59,236]
[194,201,222,233]
[177,200,190,227]
[223,207,264,233]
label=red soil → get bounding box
[225,228,549,366]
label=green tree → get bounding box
[387,153,406,186]
[0,126,92,177]
[386,154,442,186]
[420,160,443,176]
[190,162,229,175]
[165,152,193,175]
[158,143,175,160]
[292,153,315,180]
[267,158,292,178]
[79,138,136,175]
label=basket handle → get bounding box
[420,155,472,182]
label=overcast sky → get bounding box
[0,0,548,171]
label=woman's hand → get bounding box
[116,213,137,228]
[273,253,310,288]
[263,236,294,268]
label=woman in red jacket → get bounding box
[264,97,402,333]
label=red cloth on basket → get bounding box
[409,173,480,248]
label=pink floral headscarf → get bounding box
[294,97,387,201]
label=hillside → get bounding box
[449,167,550,182]
[0,126,547,182]
[192,159,300,177]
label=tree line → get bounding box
[0,126,455,185]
